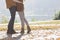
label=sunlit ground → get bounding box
[0,20,60,40]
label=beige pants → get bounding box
[18,11,29,29]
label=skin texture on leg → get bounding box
[18,11,25,34]
[18,11,31,34]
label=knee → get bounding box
[10,16,15,20]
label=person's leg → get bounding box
[7,6,16,34]
[18,11,25,34]
[18,11,31,34]
[24,17,31,33]
[23,12,31,33]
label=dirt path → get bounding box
[0,29,60,40]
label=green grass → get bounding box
[0,20,60,31]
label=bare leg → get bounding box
[18,11,25,34]
[24,16,31,33]
[18,11,31,34]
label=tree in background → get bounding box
[1,16,8,23]
[31,17,36,22]
[54,11,60,20]
[15,19,18,23]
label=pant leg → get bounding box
[7,6,16,32]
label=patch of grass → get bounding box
[0,20,60,31]
[0,25,60,31]
[38,20,60,24]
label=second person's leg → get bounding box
[23,12,31,33]
[18,11,25,34]
[18,11,31,34]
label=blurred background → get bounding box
[0,0,60,24]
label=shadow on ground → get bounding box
[0,33,28,40]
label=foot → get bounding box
[20,28,24,35]
[7,30,17,34]
[27,26,31,34]
[20,31,24,35]
[27,28,31,34]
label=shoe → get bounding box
[7,30,17,34]
[20,28,24,35]
[27,26,31,34]
[27,28,31,34]
[20,31,24,35]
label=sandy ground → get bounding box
[0,29,60,40]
